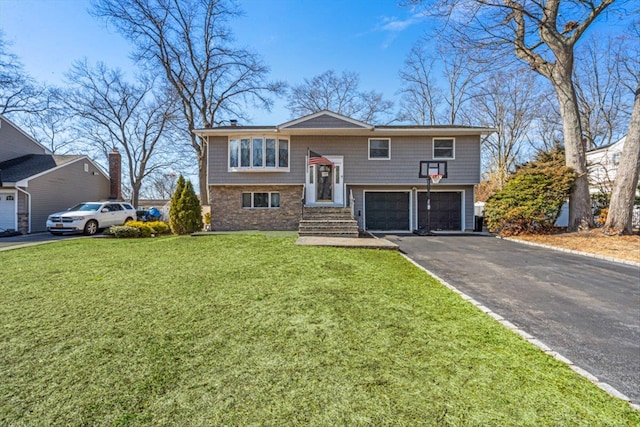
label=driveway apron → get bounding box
[381,233,640,404]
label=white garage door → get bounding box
[0,192,16,230]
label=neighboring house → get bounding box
[586,136,625,195]
[0,115,111,233]
[193,110,494,234]
[586,135,640,228]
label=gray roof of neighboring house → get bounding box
[0,154,83,182]
[586,136,626,153]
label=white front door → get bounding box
[0,192,17,230]
[305,156,344,206]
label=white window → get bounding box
[433,138,455,159]
[611,153,621,165]
[229,137,289,171]
[369,138,390,160]
[242,192,280,208]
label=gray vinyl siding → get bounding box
[0,118,48,161]
[208,136,306,185]
[27,160,110,232]
[208,134,481,186]
[287,116,366,129]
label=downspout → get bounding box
[16,186,31,234]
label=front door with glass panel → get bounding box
[305,156,344,206]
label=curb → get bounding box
[0,239,62,252]
[399,252,640,412]
[498,236,640,267]
[0,235,89,252]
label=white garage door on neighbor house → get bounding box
[0,192,17,230]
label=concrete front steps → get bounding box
[298,206,359,238]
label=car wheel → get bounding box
[124,217,133,224]
[84,220,99,236]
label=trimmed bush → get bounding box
[107,226,141,238]
[145,221,170,234]
[107,220,170,238]
[484,149,575,236]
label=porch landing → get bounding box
[295,235,398,250]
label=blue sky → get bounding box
[0,0,430,124]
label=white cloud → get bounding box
[378,12,426,33]
[375,12,427,49]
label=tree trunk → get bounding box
[189,132,208,205]
[131,183,141,211]
[197,138,208,205]
[603,85,640,235]
[552,64,594,230]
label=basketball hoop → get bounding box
[429,174,443,184]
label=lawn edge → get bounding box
[399,252,640,412]
[498,236,640,267]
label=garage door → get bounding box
[417,192,461,231]
[365,192,410,230]
[0,193,16,230]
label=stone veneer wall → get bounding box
[17,213,28,234]
[210,185,304,231]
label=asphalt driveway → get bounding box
[0,232,92,251]
[380,233,640,404]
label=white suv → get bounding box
[47,201,136,235]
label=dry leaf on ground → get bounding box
[510,229,640,263]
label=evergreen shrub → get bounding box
[484,149,575,236]
[106,220,170,238]
[107,226,141,238]
[169,175,203,234]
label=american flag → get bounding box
[308,150,333,166]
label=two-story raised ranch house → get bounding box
[194,110,494,233]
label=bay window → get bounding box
[229,136,290,171]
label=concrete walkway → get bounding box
[296,235,399,249]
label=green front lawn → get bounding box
[1,235,637,426]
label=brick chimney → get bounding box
[108,148,122,200]
[230,119,237,127]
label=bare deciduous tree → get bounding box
[574,35,636,149]
[20,88,79,154]
[439,45,486,125]
[398,44,443,125]
[602,83,640,235]
[398,42,485,125]
[0,32,46,116]
[527,93,564,153]
[141,171,179,200]
[472,68,542,187]
[409,0,621,230]
[286,70,394,123]
[92,0,286,203]
[64,60,178,207]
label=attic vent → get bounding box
[84,163,89,172]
